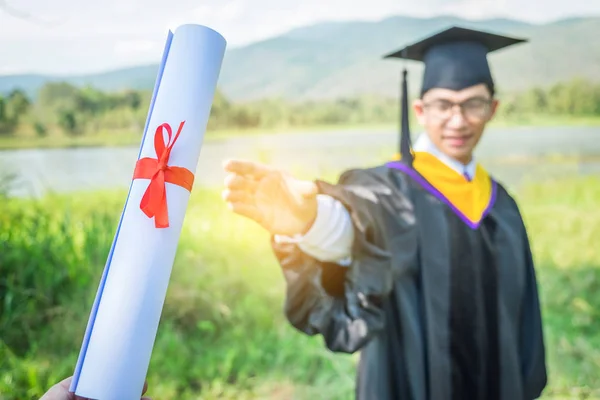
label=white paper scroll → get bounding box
[70,24,226,399]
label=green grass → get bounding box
[1,113,599,150]
[0,124,391,150]
[0,131,145,150]
[1,174,599,399]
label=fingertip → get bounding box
[58,376,73,389]
[223,158,245,170]
[223,173,235,187]
[223,160,240,174]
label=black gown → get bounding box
[271,163,547,400]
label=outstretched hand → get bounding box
[222,159,319,236]
[40,376,150,400]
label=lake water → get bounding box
[1,126,599,198]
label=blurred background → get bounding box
[0,0,599,399]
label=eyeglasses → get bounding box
[422,97,493,120]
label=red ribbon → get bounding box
[133,121,195,228]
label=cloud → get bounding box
[112,0,141,16]
[0,65,20,74]
[114,40,159,55]
[0,0,65,27]
[439,0,510,20]
[164,0,248,40]
[192,0,246,23]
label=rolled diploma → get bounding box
[69,24,226,399]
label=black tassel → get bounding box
[400,67,413,166]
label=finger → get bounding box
[40,377,78,400]
[223,159,272,178]
[227,202,263,224]
[222,189,254,204]
[224,173,258,192]
[142,380,148,394]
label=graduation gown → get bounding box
[271,153,547,400]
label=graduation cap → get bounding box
[382,26,527,166]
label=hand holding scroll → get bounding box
[41,376,150,400]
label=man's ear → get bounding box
[412,98,426,125]
[488,98,499,121]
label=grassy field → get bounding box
[1,114,599,150]
[1,172,599,399]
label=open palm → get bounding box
[222,159,318,236]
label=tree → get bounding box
[76,86,107,115]
[0,96,18,135]
[33,121,47,137]
[0,96,6,123]
[520,87,547,114]
[38,82,80,111]
[7,89,31,120]
[567,78,597,115]
[122,90,142,111]
[207,89,235,130]
[58,110,80,136]
[0,96,8,134]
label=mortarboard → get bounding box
[382,26,527,166]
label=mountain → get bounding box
[1,15,599,101]
[0,65,159,98]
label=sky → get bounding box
[0,0,598,75]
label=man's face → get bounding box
[413,83,498,164]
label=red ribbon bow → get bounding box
[133,121,195,228]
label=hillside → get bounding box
[0,15,599,101]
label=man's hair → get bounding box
[420,82,496,99]
[487,83,496,98]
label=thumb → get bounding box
[295,180,318,198]
[40,377,74,400]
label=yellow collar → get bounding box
[412,133,477,180]
[387,152,496,228]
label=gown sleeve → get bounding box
[271,167,416,354]
[519,223,548,399]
